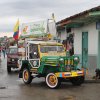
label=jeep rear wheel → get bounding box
[46,73,61,89]
[22,68,33,84]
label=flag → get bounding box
[13,19,19,40]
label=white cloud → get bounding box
[0,0,100,37]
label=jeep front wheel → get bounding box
[70,76,84,86]
[22,68,33,84]
[46,73,61,89]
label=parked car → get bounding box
[7,46,18,73]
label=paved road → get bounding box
[0,54,100,100]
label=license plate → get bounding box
[71,72,77,76]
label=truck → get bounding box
[7,46,19,73]
[18,38,84,89]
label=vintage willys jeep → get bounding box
[18,40,84,88]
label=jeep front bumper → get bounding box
[55,71,84,78]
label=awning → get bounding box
[57,6,100,29]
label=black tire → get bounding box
[22,68,33,84]
[7,66,11,73]
[46,73,61,89]
[70,76,84,86]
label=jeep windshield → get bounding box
[9,48,18,54]
[40,45,65,53]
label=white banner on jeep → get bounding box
[21,20,47,36]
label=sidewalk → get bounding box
[85,75,100,83]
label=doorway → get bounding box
[82,32,88,69]
[97,31,100,69]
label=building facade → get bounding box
[56,6,100,76]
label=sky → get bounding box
[0,0,100,37]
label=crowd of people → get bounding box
[62,34,74,56]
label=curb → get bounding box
[84,80,100,83]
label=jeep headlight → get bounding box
[33,61,37,67]
[74,57,79,65]
[59,58,64,64]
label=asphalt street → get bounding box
[0,53,100,100]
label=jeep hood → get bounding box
[41,56,65,64]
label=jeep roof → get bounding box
[27,41,62,45]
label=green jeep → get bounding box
[18,40,84,89]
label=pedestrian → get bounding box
[0,48,1,62]
[2,48,6,58]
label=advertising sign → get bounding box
[21,20,47,36]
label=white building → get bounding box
[56,6,100,75]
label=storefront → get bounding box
[56,6,100,76]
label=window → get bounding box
[29,44,39,59]
[9,48,17,54]
[40,45,64,53]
